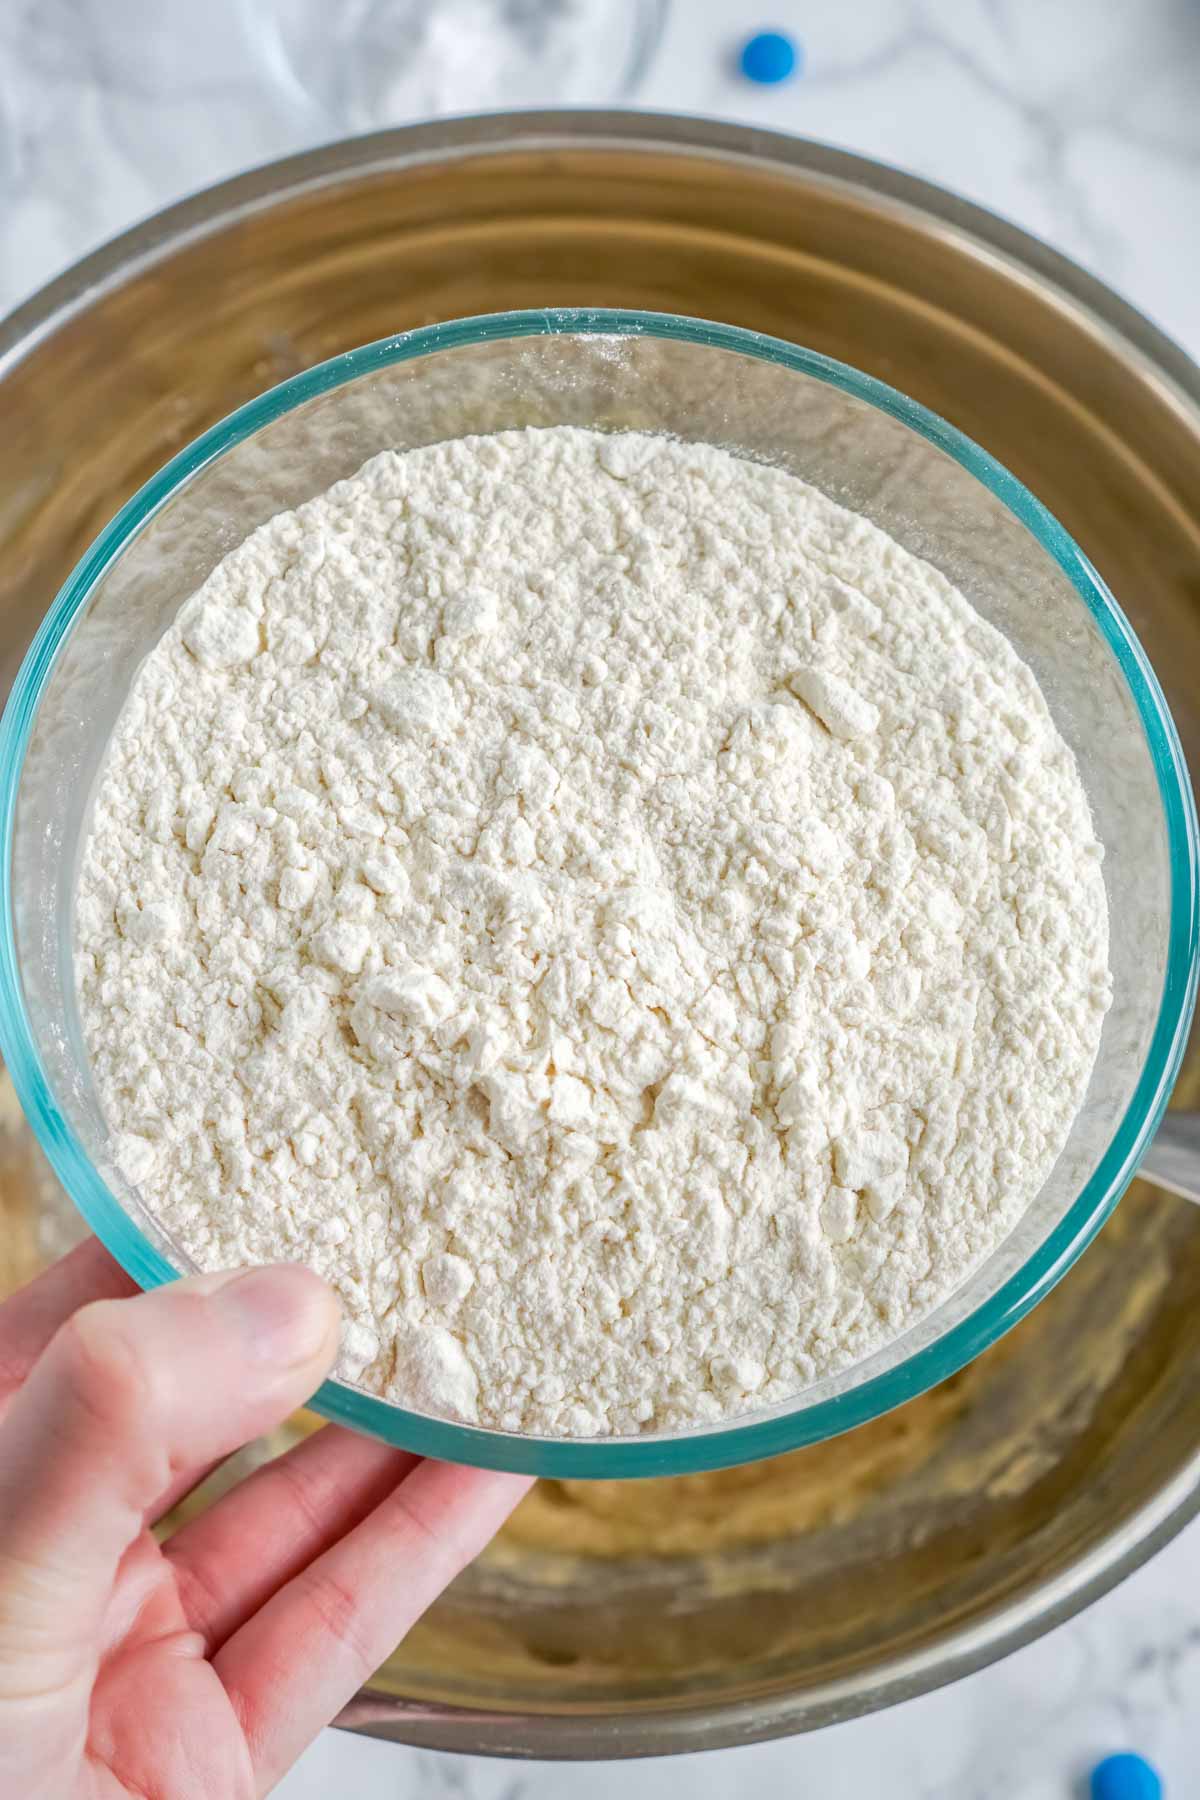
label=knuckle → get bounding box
[297,1563,377,1673]
[55,1301,153,1432]
[392,1487,454,1574]
[267,1450,333,1544]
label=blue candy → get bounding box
[739,30,801,86]
[1091,1752,1163,1800]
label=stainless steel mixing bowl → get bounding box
[3,112,1200,1756]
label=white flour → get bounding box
[76,428,1111,1436]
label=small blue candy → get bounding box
[739,29,801,86]
[1090,1752,1163,1800]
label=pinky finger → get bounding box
[213,1459,530,1792]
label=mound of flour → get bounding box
[76,427,1111,1435]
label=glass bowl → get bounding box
[0,310,1195,1479]
[259,0,670,126]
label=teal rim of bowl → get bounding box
[1,308,1196,1478]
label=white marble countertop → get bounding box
[3,2,1199,1794]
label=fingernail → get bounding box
[212,1264,340,1368]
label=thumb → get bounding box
[0,1264,339,1691]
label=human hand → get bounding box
[0,1240,530,1798]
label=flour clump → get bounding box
[75,427,1111,1435]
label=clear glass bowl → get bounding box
[259,0,669,126]
[0,310,1195,1479]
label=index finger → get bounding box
[0,1237,138,1409]
[215,1460,531,1791]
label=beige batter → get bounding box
[501,1368,980,1557]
